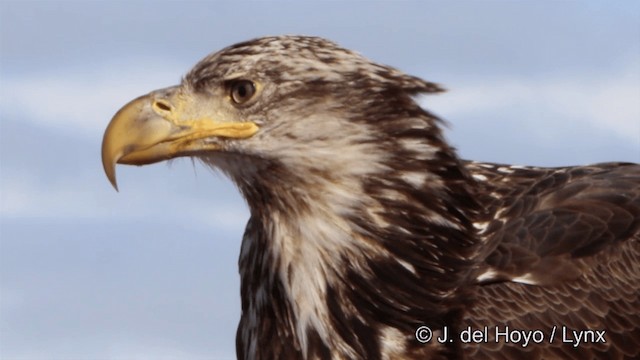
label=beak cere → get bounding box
[101,86,259,190]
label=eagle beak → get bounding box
[101,86,259,190]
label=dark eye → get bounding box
[230,80,256,104]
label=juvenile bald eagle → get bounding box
[102,36,640,359]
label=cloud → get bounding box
[423,58,640,145]
[0,168,249,232]
[0,60,187,138]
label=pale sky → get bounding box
[1,1,639,359]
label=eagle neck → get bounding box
[236,155,479,359]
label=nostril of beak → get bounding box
[152,99,173,114]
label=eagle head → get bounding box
[102,36,448,194]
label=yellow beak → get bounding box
[101,87,259,190]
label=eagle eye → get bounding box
[230,80,256,105]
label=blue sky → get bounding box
[1,1,639,359]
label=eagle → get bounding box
[101,36,640,359]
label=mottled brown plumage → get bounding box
[102,36,640,359]
[464,162,640,359]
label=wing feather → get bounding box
[464,162,640,358]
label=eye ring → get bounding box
[230,80,256,105]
